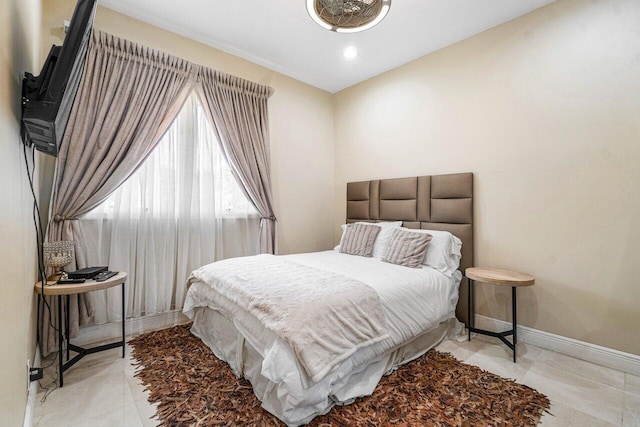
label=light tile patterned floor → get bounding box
[34,333,639,426]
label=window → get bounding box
[86,95,256,219]
[81,93,260,322]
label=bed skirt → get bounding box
[189,306,462,426]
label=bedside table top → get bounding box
[34,272,127,296]
[465,267,534,287]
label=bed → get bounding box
[183,173,474,426]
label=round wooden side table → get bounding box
[465,267,535,363]
[34,272,127,387]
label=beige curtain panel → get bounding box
[44,30,276,356]
[44,30,194,356]
[197,69,277,254]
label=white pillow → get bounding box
[338,221,403,258]
[398,228,462,276]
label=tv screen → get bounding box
[21,0,97,156]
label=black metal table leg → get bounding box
[66,295,70,362]
[512,286,517,363]
[58,295,64,387]
[467,278,472,341]
[466,280,518,363]
[121,282,125,358]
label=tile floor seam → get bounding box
[624,374,640,397]
[621,394,625,426]
[532,359,628,391]
[537,350,627,387]
[532,362,624,425]
[622,391,640,426]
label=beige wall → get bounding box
[41,0,336,256]
[4,0,633,421]
[38,0,639,361]
[334,0,640,355]
[0,0,41,425]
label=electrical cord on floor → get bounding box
[38,364,58,403]
[37,350,59,403]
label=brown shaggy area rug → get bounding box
[129,324,550,426]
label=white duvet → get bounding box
[186,254,390,383]
[183,250,461,425]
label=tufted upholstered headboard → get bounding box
[346,173,473,325]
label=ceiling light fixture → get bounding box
[306,0,392,33]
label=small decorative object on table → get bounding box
[43,240,74,281]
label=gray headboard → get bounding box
[346,173,473,325]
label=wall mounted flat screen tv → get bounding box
[21,0,97,156]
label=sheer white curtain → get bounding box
[80,93,260,324]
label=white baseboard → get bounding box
[474,314,640,376]
[23,345,41,427]
[74,311,190,346]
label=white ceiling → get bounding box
[99,0,555,93]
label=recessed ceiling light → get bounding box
[343,46,358,59]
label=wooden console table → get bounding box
[34,272,127,387]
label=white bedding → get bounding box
[186,254,390,383]
[183,250,462,425]
[284,251,459,342]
